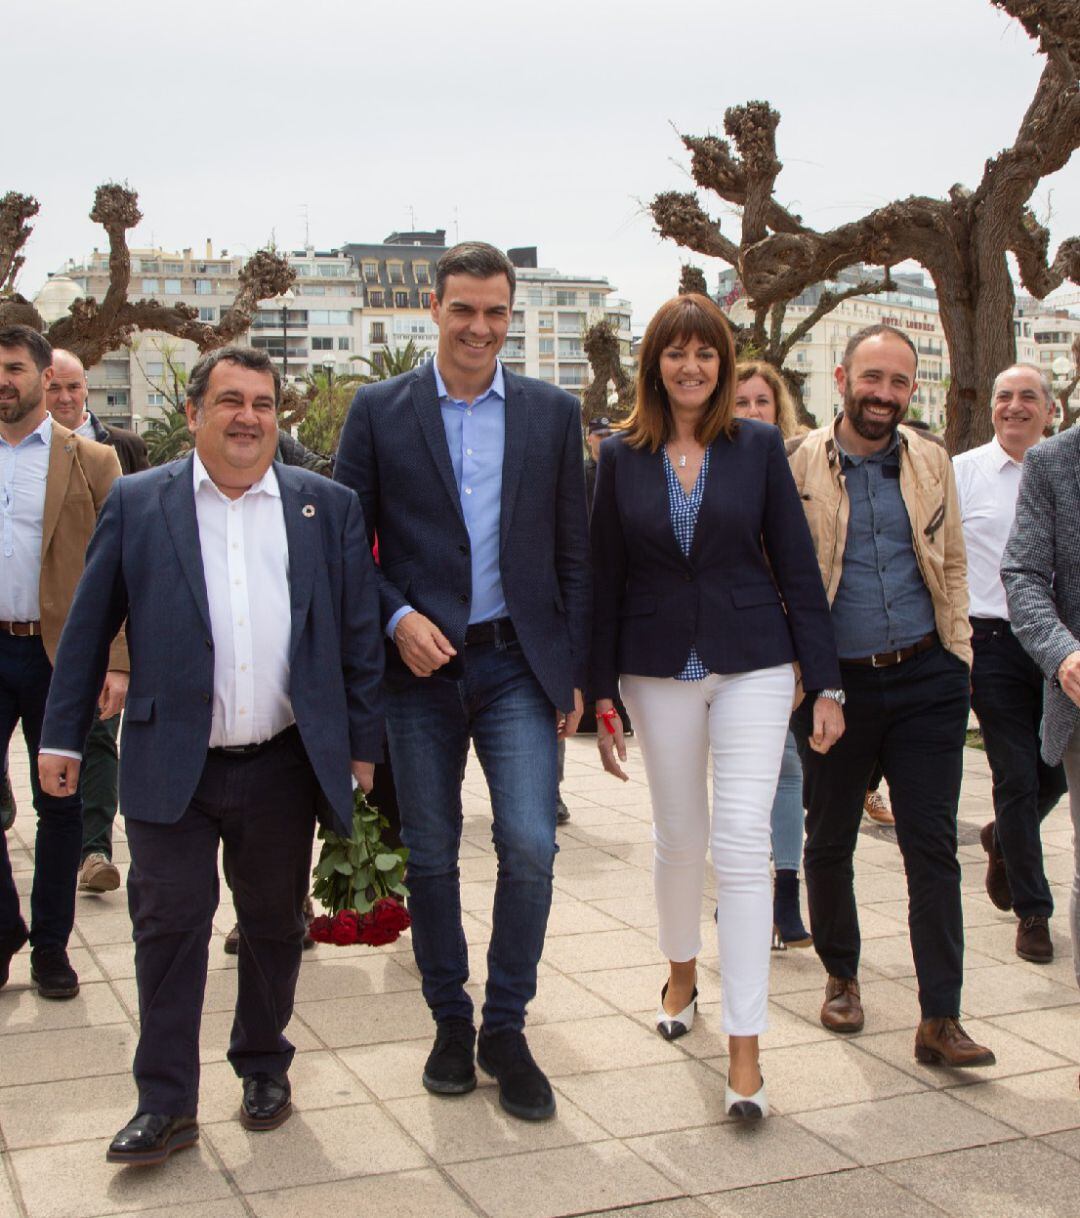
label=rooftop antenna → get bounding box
[300,203,310,247]
[408,203,416,229]
[453,206,459,244]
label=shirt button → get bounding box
[238,707,247,716]
[240,664,247,672]
[237,618,245,627]
[464,487,472,495]
[458,543,468,555]
[466,448,473,456]
[466,409,473,416]
[459,593,469,604]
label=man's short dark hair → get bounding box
[841,324,919,375]
[434,242,516,304]
[0,325,52,373]
[187,346,281,412]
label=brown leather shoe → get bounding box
[915,1017,996,1067]
[863,789,895,826]
[979,822,1012,911]
[1016,914,1053,963]
[820,976,864,1033]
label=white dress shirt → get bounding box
[0,413,52,622]
[192,453,294,747]
[953,436,1024,620]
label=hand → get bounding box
[810,696,845,754]
[351,760,375,793]
[98,670,129,720]
[557,688,584,740]
[1058,650,1080,708]
[595,698,629,781]
[39,754,81,798]
[393,611,456,678]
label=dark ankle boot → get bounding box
[772,870,812,949]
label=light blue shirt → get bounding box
[0,413,52,622]
[386,361,508,637]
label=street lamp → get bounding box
[275,288,296,383]
[322,357,335,393]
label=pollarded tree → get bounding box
[0,183,294,369]
[651,0,1080,452]
[582,318,634,426]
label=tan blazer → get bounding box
[39,422,129,672]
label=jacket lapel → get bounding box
[688,436,728,564]
[160,456,213,636]
[276,464,316,660]
[41,429,76,560]
[410,366,466,530]
[499,372,528,548]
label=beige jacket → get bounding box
[786,419,971,667]
[40,422,129,672]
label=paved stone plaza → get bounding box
[0,734,1078,1218]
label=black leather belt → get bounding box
[464,617,516,646]
[842,631,938,669]
[209,723,298,758]
[970,616,1010,635]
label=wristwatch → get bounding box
[817,688,846,707]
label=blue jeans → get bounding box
[770,729,804,872]
[0,634,83,949]
[385,637,558,1033]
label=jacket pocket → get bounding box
[124,695,155,723]
[730,583,782,609]
[619,595,658,617]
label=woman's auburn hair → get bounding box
[619,293,738,452]
[735,359,801,441]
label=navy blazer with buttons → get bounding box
[334,362,591,713]
[589,420,840,701]
[40,455,384,837]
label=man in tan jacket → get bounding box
[787,323,994,1069]
[0,325,128,1001]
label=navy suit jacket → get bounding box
[334,362,591,712]
[41,455,384,837]
[589,421,840,700]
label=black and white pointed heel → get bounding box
[725,1073,769,1120]
[655,981,697,1041]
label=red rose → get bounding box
[330,910,360,946]
[358,898,410,946]
[308,915,334,944]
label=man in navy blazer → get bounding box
[40,346,383,1165]
[334,241,590,1121]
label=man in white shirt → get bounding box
[39,346,384,1166]
[954,363,1063,963]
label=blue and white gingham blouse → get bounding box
[662,446,710,681]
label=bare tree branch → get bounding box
[778,272,895,362]
[651,191,740,264]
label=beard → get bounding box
[843,388,907,443]
[0,386,41,426]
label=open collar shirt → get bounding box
[0,413,52,622]
[953,436,1024,621]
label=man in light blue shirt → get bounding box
[335,242,590,1123]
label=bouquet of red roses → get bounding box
[308,788,411,947]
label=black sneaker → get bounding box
[29,945,79,1000]
[422,1018,477,1095]
[477,1027,556,1121]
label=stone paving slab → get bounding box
[0,737,1077,1217]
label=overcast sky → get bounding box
[14,0,1079,328]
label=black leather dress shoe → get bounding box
[477,1028,555,1121]
[29,945,79,1000]
[0,922,28,989]
[106,1113,198,1165]
[423,1018,477,1095]
[240,1073,292,1130]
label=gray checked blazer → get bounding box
[1001,425,1080,765]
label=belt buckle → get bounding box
[871,649,901,668]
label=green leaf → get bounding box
[374,853,400,872]
[334,860,354,875]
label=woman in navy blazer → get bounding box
[590,294,843,1120]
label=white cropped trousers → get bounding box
[620,664,794,1036]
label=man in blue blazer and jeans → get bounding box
[40,347,384,1165]
[335,241,591,1121]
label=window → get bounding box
[556,290,578,307]
[538,312,553,330]
[337,336,351,351]
[300,284,326,296]
[559,338,583,357]
[370,322,385,343]
[137,260,159,273]
[539,338,554,355]
[198,307,216,322]
[369,290,384,307]
[104,361,129,383]
[510,311,525,332]
[141,278,159,294]
[147,361,165,378]
[106,390,129,407]
[147,393,165,407]
[291,265,311,278]
[420,291,432,308]
[394,291,408,308]
[317,264,346,278]
[312,336,333,351]
[164,279,182,294]
[363,262,379,282]
[164,262,184,274]
[195,279,212,295]
[413,262,430,284]
[388,262,404,284]
[308,310,350,325]
[589,292,604,308]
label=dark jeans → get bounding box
[0,634,82,950]
[125,727,317,1116]
[793,642,969,1018]
[81,710,120,861]
[970,618,1066,918]
[385,637,558,1033]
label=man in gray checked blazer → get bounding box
[1001,423,1080,993]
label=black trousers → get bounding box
[970,618,1066,918]
[793,642,969,1019]
[125,727,318,1116]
